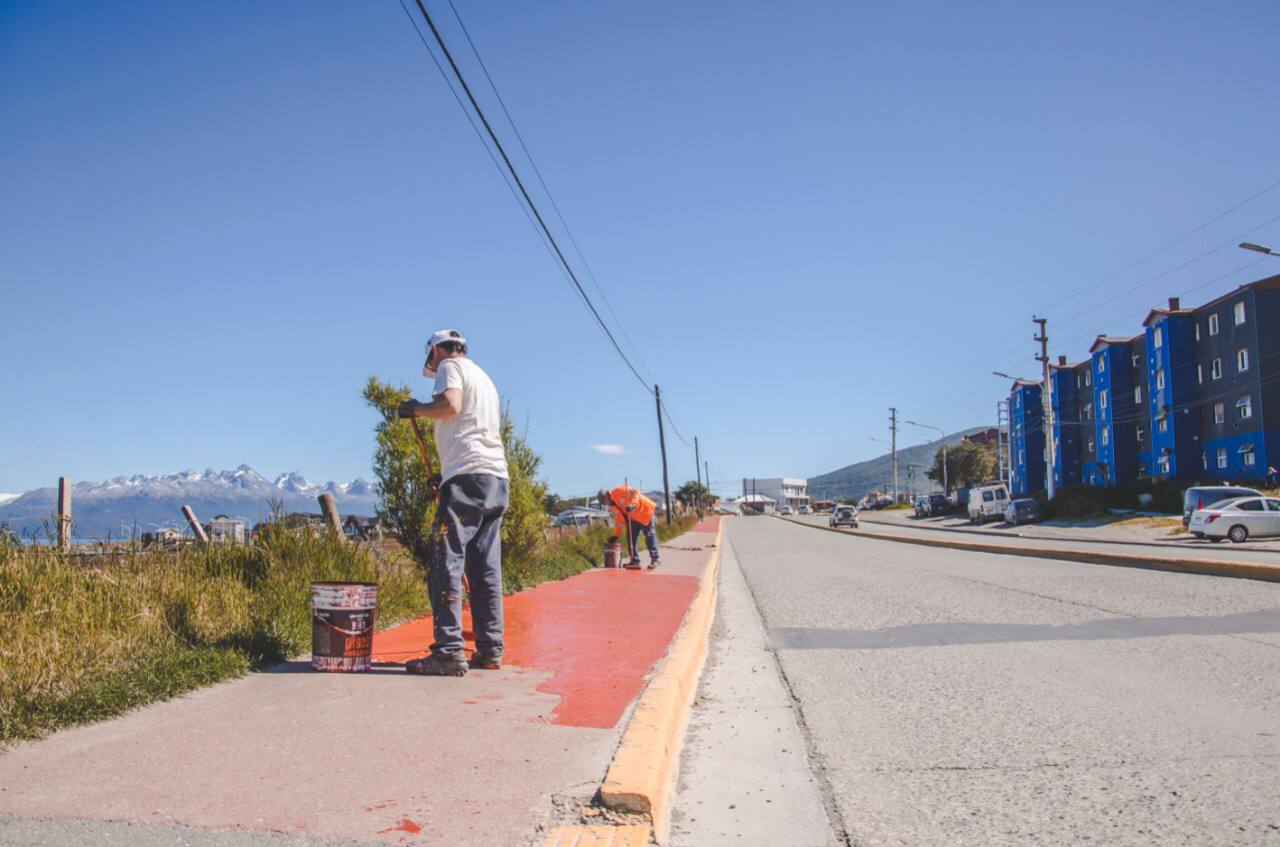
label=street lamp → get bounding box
[1240,242,1280,258]
[904,419,947,493]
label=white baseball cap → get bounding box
[425,329,466,354]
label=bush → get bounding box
[1037,479,1186,520]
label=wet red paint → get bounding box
[691,516,721,534]
[377,818,421,835]
[371,569,700,729]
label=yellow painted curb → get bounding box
[598,518,725,844]
[541,824,651,847]
[781,516,1280,583]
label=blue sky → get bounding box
[3,0,1280,498]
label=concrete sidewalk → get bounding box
[0,518,723,847]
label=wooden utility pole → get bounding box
[694,436,702,509]
[182,505,209,544]
[889,407,899,502]
[57,476,71,551]
[655,385,673,525]
[318,493,343,540]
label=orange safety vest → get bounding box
[605,485,656,532]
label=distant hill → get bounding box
[0,466,378,542]
[807,426,991,500]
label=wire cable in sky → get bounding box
[405,0,653,394]
[444,0,658,388]
[1036,176,1280,314]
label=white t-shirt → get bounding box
[432,358,509,482]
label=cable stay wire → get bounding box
[1036,177,1280,315]
[404,0,652,394]
[445,0,658,387]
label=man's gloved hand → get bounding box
[397,400,419,419]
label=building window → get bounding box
[1215,402,1225,424]
[1238,348,1249,372]
[1019,449,1025,465]
[1134,385,1142,404]
[1097,356,1105,373]
[1211,358,1222,379]
[1100,389,1108,410]
[1087,437,1095,452]
[1197,363,1203,384]
[1218,447,1228,469]
[1084,371,1092,387]
[1157,416,1168,433]
[1153,327,1163,349]
[1237,395,1253,420]
[1101,427,1109,446]
[1202,451,1208,471]
[1209,313,1219,336]
[1243,445,1257,467]
[1158,454,1170,473]
[1234,302,1246,325]
[1195,322,1201,341]
[1156,369,1165,390]
[1083,403,1093,420]
[1132,351,1141,367]
[1136,424,1144,442]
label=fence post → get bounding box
[182,505,209,544]
[57,476,72,551]
[318,493,343,540]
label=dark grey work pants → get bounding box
[428,473,508,659]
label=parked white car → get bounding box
[830,505,859,528]
[967,484,1009,524]
[778,505,794,516]
[1188,496,1280,543]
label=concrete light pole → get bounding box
[1033,317,1057,500]
[905,420,947,494]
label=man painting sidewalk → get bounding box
[599,484,661,569]
[398,329,509,677]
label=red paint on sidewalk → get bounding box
[692,515,722,533]
[371,569,699,729]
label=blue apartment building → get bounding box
[1050,357,1086,492]
[1009,379,1045,496]
[1013,275,1280,493]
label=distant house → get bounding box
[206,515,246,544]
[963,428,1000,446]
[343,514,384,541]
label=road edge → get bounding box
[780,515,1280,583]
[596,517,725,843]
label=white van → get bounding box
[967,484,1009,524]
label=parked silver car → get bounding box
[1187,496,1280,542]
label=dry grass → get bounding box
[0,526,425,743]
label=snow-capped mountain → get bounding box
[0,466,379,541]
[0,493,19,507]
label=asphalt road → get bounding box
[721,516,1280,846]
[793,512,1280,569]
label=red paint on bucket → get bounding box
[371,571,699,728]
[311,582,378,672]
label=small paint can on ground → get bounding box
[311,581,378,672]
[603,540,622,568]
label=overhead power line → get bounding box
[405,0,652,393]
[1037,176,1280,314]
[444,0,657,387]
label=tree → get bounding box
[362,376,547,575]
[925,440,997,491]
[675,480,710,509]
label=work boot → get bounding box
[648,558,661,570]
[406,654,467,677]
[468,650,502,670]
[625,558,642,570]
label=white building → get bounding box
[741,478,810,511]
[206,515,246,544]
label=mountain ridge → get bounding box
[807,426,991,500]
[0,466,378,540]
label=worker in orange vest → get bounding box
[598,484,661,569]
